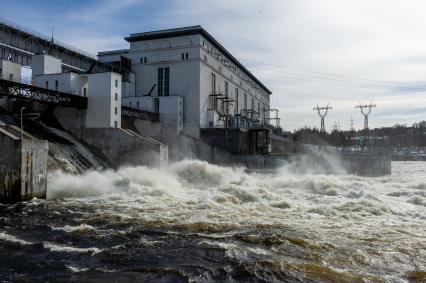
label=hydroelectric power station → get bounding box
[0,18,390,203]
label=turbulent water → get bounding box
[0,160,425,282]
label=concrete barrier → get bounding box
[71,128,168,168]
[0,127,48,203]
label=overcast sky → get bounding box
[2,0,426,131]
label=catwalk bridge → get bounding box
[0,78,159,121]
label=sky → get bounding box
[2,0,426,131]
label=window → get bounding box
[181,53,185,60]
[235,88,239,114]
[55,80,58,91]
[83,87,87,97]
[8,74,13,81]
[222,81,229,113]
[140,57,147,64]
[115,93,118,101]
[251,98,254,111]
[157,67,170,96]
[136,101,139,109]
[115,107,118,115]
[144,57,147,63]
[114,121,118,128]
[211,73,216,93]
[45,81,49,89]
[140,57,144,64]
[115,80,118,87]
[258,102,260,114]
[185,53,189,60]
[244,93,247,110]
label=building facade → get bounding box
[32,54,122,129]
[98,26,272,139]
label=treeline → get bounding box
[293,120,426,148]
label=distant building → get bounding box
[98,26,272,139]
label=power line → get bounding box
[240,59,426,92]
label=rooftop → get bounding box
[125,26,272,94]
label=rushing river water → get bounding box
[0,160,425,282]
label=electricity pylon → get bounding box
[355,102,376,133]
[313,103,332,133]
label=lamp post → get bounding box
[20,107,25,140]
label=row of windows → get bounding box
[211,72,264,115]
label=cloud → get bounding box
[2,0,426,130]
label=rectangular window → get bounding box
[185,53,189,60]
[251,98,254,111]
[115,80,118,87]
[115,93,118,101]
[55,80,58,91]
[211,73,216,93]
[140,57,144,64]
[115,107,118,115]
[235,88,239,114]
[244,93,247,110]
[258,102,260,114]
[224,81,229,113]
[144,57,147,63]
[137,101,139,109]
[157,67,170,96]
[181,53,185,60]
[83,87,87,97]
[8,74,13,81]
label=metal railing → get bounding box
[0,17,98,60]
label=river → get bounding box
[0,161,425,282]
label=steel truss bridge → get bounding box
[0,78,159,122]
[0,17,111,72]
[121,106,159,122]
[0,78,87,109]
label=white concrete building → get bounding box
[32,54,122,128]
[98,26,272,139]
[0,59,21,82]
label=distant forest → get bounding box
[293,120,426,148]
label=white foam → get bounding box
[0,232,34,246]
[43,242,101,254]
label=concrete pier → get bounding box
[0,126,48,203]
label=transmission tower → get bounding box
[350,117,354,132]
[355,102,376,133]
[313,103,332,133]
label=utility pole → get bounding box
[313,103,332,133]
[355,102,376,134]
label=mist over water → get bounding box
[1,160,425,282]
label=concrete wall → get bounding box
[0,128,21,203]
[0,128,48,203]
[33,72,88,96]
[72,127,168,167]
[86,72,122,128]
[32,54,62,76]
[128,96,184,136]
[1,60,21,81]
[20,139,48,200]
